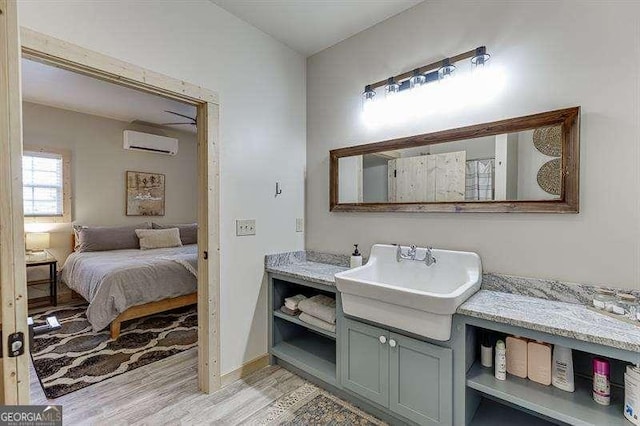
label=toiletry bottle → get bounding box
[623,364,640,425]
[350,244,363,268]
[527,341,552,386]
[593,358,611,405]
[480,333,493,368]
[495,340,506,381]
[506,336,528,378]
[552,345,575,392]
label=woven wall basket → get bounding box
[533,126,562,157]
[537,158,562,195]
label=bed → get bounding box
[61,242,198,339]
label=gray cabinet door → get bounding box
[389,333,453,426]
[341,318,389,407]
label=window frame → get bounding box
[23,145,72,223]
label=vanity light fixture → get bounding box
[438,58,456,80]
[361,46,503,124]
[471,46,490,68]
[363,46,490,94]
[384,77,400,97]
[408,68,426,89]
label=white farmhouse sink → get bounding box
[335,244,482,341]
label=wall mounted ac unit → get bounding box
[123,130,178,155]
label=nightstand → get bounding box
[26,251,58,307]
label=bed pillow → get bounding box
[75,223,151,252]
[135,228,183,250]
[152,222,197,245]
[72,224,87,251]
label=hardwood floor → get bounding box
[31,348,308,425]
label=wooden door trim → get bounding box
[0,0,30,403]
[17,28,221,393]
[20,27,217,105]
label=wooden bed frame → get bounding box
[109,292,197,339]
[70,234,197,339]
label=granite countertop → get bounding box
[459,290,640,354]
[266,261,348,286]
[265,251,349,286]
[265,251,640,353]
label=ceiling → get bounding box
[21,58,197,132]
[210,0,424,56]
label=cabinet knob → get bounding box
[379,335,387,344]
[389,339,397,348]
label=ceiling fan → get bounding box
[161,110,197,127]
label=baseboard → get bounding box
[220,353,270,387]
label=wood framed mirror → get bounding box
[330,107,579,213]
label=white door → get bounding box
[0,0,31,403]
[388,156,436,202]
[434,151,466,202]
[389,152,465,203]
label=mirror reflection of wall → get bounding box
[338,126,562,204]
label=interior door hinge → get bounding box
[203,251,208,260]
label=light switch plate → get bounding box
[236,219,256,236]
[296,218,304,233]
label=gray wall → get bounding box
[363,155,388,202]
[306,1,640,289]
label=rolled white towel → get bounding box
[298,294,336,325]
[284,294,306,311]
[299,312,336,333]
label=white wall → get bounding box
[18,0,306,374]
[307,1,640,289]
[23,102,198,263]
[401,136,495,160]
[338,156,363,203]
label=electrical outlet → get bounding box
[296,218,304,233]
[236,219,256,236]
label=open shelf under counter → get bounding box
[273,310,336,340]
[466,362,627,426]
[271,333,337,386]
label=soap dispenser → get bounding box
[350,244,363,268]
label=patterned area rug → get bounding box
[31,304,197,399]
[244,382,386,425]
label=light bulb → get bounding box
[438,58,456,80]
[384,77,400,97]
[471,46,491,69]
[409,68,426,89]
[361,84,376,111]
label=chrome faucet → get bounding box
[424,247,437,266]
[396,244,437,266]
[396,245,417,262]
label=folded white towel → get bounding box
[298,294,336,325]
[299,312,336,333]
[284,294,306,310]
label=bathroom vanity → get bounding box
[266,251,640,426]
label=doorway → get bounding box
[0,11,220,403]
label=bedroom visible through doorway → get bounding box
[21,56,205,400]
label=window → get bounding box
[23,152,63,216]
[22,147,71,222]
